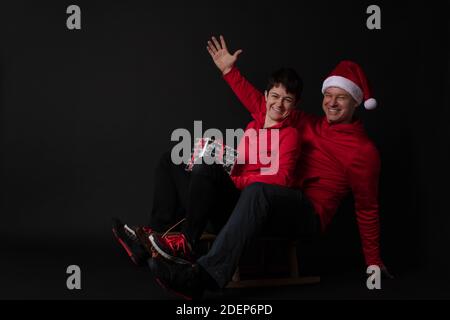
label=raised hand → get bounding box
[206,35,243,75]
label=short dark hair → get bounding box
[266,68,304,101]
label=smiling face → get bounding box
[264,84,297,125]
[322,87,359,124]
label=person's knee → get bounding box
[233,182,271,225]
[240,182,271,203]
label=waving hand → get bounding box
[206,35,243,75]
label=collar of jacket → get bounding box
[320,116,365,135]
[255,109,300,129]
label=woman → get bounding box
[113,36,303,266]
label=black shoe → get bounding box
[112,218,150,266]
[148,257,205,300]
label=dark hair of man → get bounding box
[266,68,304,101]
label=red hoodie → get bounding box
[224,67,382,266]
[229,87,300,190]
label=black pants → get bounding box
[197,182,320,288]
[149,151,240,246]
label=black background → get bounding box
[1,0,449,299]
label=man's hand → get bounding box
[206,35,242,76]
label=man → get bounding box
[147,36,392,300]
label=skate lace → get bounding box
[162,218,186,237]
[124,224,138,241]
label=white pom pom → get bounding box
[364,98,377,110]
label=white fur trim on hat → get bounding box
[364,98,377,110]
[322,76,363,104]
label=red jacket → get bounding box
[228,83,301,190]
[224,67,382,266]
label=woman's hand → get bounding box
[206,35,242,75]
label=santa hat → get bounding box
[321,60,377,110]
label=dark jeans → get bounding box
[197,182,320,288]
[149,151,240,246]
